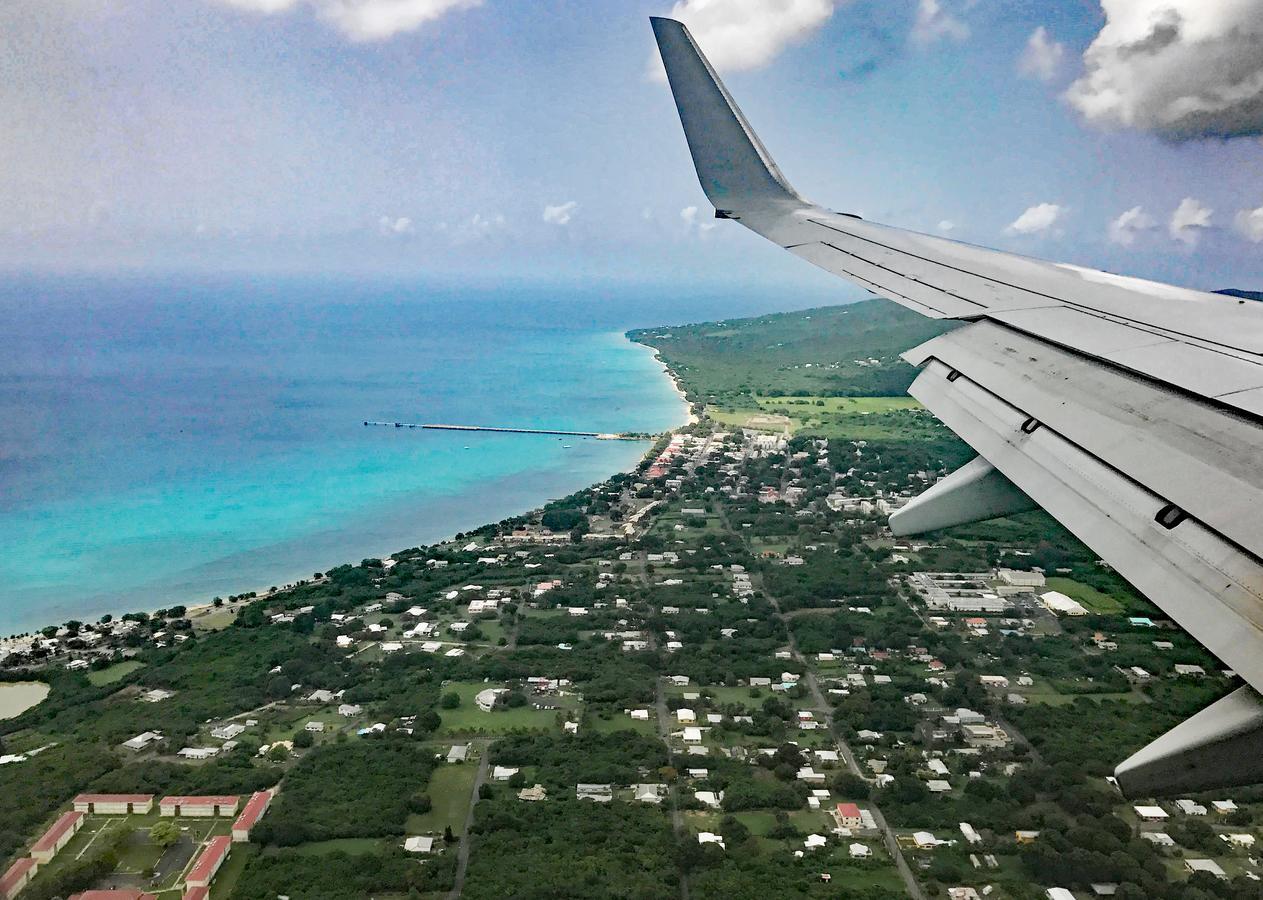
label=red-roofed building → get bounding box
[185,836,232,889]
[182,888,208,900]
[160,796,239,818]
[232,790,273,843]
[68,891,158,900]
[835,802,863,829]
[74,794,154,815]
[31,811,84,862]
[1,858,38,900]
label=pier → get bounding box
[362,421,648,440]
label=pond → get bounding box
[0,681,50,719]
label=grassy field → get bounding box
[405,763,478,835]
[87,660,146,686]
[435,681,569,735]
[1044,576,1126,614]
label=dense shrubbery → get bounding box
[464,799,678,899]
[234,846,455,899]
[0,743,117,864]
[490,732,667,788]
[251,739,435,845]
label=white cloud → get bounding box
[1169,197,1212,245]
[681,205,699,226]
[542,201,578,226]
[936,219,956,233]
[680,204,717,235]
[1065,0,1263,140]
[652,0,836,78]
[377,215,414,236]
[910,0,969,48]
[1107,205,1154,245]
[1006,202,1063,235]
[214,0,481,41]
[1234,205,1263,242]
[1018,26,1064,82]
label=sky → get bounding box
[2,0,1262,292]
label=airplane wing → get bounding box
[651,16,1263,796]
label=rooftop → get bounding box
[33,811,83,853]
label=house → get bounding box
[959,822,982,845]
[305,720,326,733]
[2,859,39,900]
[404,836,435,854]
[576,784,613,802]
[492,766,519,781]
[1176,799,1207,816]
[1133,804,1169,821]
[683,726,703,744]
[698,832,726,849]
[160,795,240,818]
[676,708,696,724]
[912,831,942,849]
[1046,890,1077,900]
[447,745,469,763]
[178,747,220,760]
[1222,833,1256,848]
[210,723,245,741]
[849,842,871,858]
[74,794,154,815]
[804,834,828,850]
[634,784,666,804]
[1213,799,1238,813]
[1015,831,1041,844]
[185,836,232,889]
[122,730,163,752]
[1174,664,1206,677]
[835,803,863,829]
[926,779,952,794]
[1141,831,1175,846]
[338,703,363,717]
[31,811,84,862]
[1185,859,1227,879]
[694,791,723,809]
[629,709,650,721]
[518,784,547,801]
[232,790,273,842]
[476,688,508,712]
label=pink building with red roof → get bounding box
[159,796,239,818]
[185,836,232,889]
[835,802,863,829]
[31,811,84,861]
[74,794,154,815]
[1,858,39,900]
[232,791,273,843]
[181,887,209,900]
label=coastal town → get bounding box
[0,303,1256,900]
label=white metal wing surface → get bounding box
[651,16,1263,796]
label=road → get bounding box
[717,491,925,900]
[447,744,491,899]
[656,679,692,900]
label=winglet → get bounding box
[650,17,803,213]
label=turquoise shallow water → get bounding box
[0,274,697,634]
[0,272,838,635]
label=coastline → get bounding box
[4,335,690,638]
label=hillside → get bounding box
[629,299,956,407]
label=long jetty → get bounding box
[362,421,647,440]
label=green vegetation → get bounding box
[1044,576,1125,614]
[235,845,455,898]
[86,659,145,685]
[252,739,436,846]
[407,762,478,835]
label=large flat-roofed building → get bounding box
[31,811,84,862]
[1,858,38,900]
[185,836,232,889]
[232,791,273,842]
[74,794,154,815]
[160,795,240,818]
[909,573,1012,613]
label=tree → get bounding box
[149,821,181,848]
[293,730,314,749]
[444,825,456,843]
[440,692,461,709]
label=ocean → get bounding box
[0,271,838,635]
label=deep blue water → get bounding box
[0,271,840,634]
